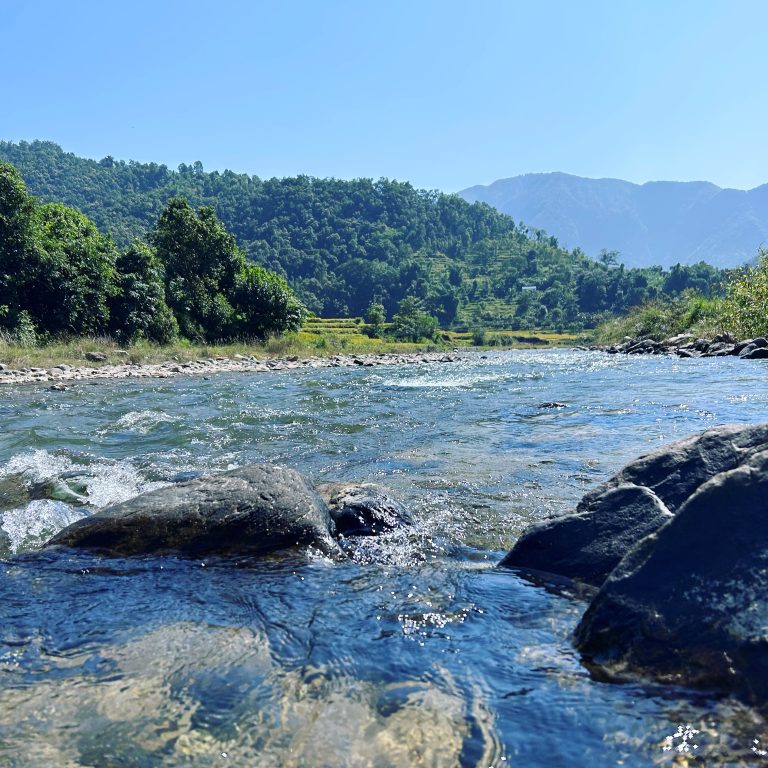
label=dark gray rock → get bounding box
[499,484,672,586]
[84,351,107,362]
[702,342,736,357]
[317,483,412,536]
[538,402,567,409]
[577,422,768,514]
[742,346,768,360]
[46,464,342,559]
[575,450,768,701]
[499,423,768,587]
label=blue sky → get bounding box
[4,0,768,191]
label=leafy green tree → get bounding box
[152,198,243,340]
[0,163,36,330]
[30,202,117,336]
[234,264,305,339]
[110,241,178,343]
[364,300,386,337]
[390,296,438,342]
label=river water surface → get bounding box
[1,349,767,767]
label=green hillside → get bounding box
[0,141,723,330]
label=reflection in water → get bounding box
[0,350,767,766]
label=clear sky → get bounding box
[3,0,768,192]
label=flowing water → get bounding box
[1,349,767,767]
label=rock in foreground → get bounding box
[501,423,768,586]
[498,484,672,586]
[575,450,768,701]
[46,464,341,559]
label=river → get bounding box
[0,349,766,766]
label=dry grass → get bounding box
[0,322,580,369]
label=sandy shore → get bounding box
[0,351,465,387]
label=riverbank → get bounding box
[599,332,768,359]
[0,350,466,386]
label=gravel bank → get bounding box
[0,351,464,388]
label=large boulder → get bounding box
[500,423,768,586]
[574,450,768,701]
[498,485,672,586]
[46,464,342,559]
[578,422,768,514]
[317,483,413,537]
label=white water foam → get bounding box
[0,449,169,550]
[107,410,179,435]
[2,500,86,552]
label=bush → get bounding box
[390,297,439,342]
[720,249,768,338]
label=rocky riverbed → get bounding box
[0,350,463,387]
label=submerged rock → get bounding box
[575,450,768,702]
[0,525,9,556]
[0,475,30,511]
[317,482,413,536]
[30,478,88,506]
[501,423,768,586]
[46,464,342,559]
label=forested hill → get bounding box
[0,141,722,329]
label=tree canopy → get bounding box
[0,161,305,344]
[0,141,727,331]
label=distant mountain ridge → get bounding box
[460,172,768,268]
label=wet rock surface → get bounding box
[318,482,413,537]
[499,484,672,587]
[502,423,768,586]
[0,351,464,386]
[46,464,342,559]
[578,422,768,514]
[501,422,768,703]
[575,449,768,702]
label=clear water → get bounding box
[1,350,767,767]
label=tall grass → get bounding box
[593,293,724,345]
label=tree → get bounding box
[152,198,243,340]
[0,163,36,330]
[234,264,306,339]
[30,202,118,336]
[110,241,178,343]
[364,300,386,337]
[390,296,438,342]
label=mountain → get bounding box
[460,172,768,268]
[0,141,723,331]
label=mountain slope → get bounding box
[460,172,768,268]
[0,141,723,331]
